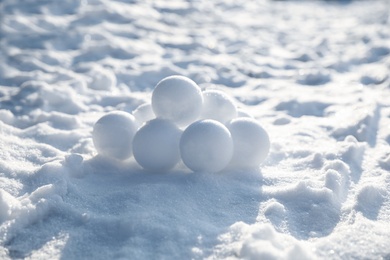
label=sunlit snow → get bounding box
[1,0,390,259]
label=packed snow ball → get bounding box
[200,89,237,123]
[92,75,270,172]
[133,118,182,171]
[92,111,138,160]
[226,118,270,169]
[151,75,203,126]
[180,119,234,172]
[132,103,155,125]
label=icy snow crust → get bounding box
[1,0,390,259]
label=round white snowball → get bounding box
[92,111,138,160]
[133,119,182,171]
[200,89,237,123]
[152,75,203,126]
[132,103,155,125]
[226,118,270,169]
[180,119,233,172]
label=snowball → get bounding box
[226,118,270,169]
[152,75,203,126]
[132,103,155,125]
[180,119,233,172]
[133,118,182,171]
[200,89,237,123]
[237,108,253,118]
[92,111,138,160]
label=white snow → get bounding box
[1,0,390,259]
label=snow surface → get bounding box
[1,0,390,259]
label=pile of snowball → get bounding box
[92,76,270,172]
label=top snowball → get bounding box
[151,75,203,127]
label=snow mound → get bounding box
[210,222,315,260]
[1,0,390,259]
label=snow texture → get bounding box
[1,0,390,259]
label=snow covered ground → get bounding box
[1,0,390,259]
